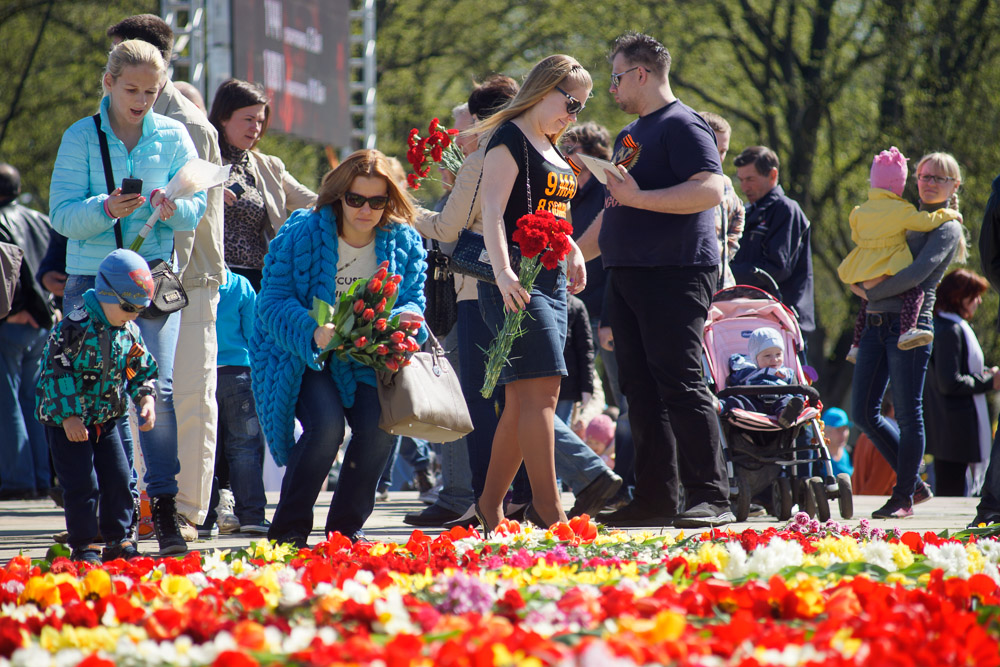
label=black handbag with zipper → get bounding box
[93,114,188,319]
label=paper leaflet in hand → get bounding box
[128,159,231,251]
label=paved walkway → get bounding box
[0,491,983,564]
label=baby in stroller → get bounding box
[719,327,805,428]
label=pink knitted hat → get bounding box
[870,146,908,196]
[585,414,616,447]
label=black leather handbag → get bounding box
[141,258,189,318]
[423,239,458,336]
[450,229,521,285]
[449,134,529,285]
[94,114,188,320]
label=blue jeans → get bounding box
[269,370,396,542]
[379,437,432,491]
[215,368,266,524]
[431,324,475,512]
[65,274,181,497]
[555,399,574,425]
[47,420,131,550]
[457,299,501,497]
[0,322,50,493]
[434,438,475,513]
[851,311,931,500]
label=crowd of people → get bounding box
[4,17,1000,565]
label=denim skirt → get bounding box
[478,268,568,385]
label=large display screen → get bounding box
[231,0,351,146]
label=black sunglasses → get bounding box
[343,192,390,210]
[554,86,587,114]
[98,272,144,314]
[611,65,647,88]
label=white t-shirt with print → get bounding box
[335,237,378,300]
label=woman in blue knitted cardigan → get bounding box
[250,150,427,546]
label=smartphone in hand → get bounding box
[228,182,245,198]
[121,178,143,195]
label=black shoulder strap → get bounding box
[92,114,123,250]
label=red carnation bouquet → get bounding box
[405,118,463,189]
[481,210,574,397]
[309,261,421,373]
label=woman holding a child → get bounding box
[850,151,965,519]
[251,149,426,548]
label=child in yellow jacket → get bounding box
[838,147,961,361]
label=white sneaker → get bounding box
[846,346,859,364]
[217,488,235,515]
[898,328,933,350]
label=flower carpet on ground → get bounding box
[2,514,1000,666]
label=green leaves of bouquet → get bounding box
[309,260,421,373]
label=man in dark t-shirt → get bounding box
[578,32,733,529]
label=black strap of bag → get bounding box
[92,114,188,319]
[450,129,534,284]
[93,114,124,249]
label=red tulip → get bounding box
[376,345,389,356]
[362,308,375,321]
[390,331,405,344]
[384,282,397,297]
[374,318,387,332]
[353,299,365,314]
[354,336,368,348]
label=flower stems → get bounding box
[481,256,543,398]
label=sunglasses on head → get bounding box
[554,86,587,114]
[343,192,390,210]
[98,273,144,314]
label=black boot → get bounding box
[151,495,187,556]
[126,495,141,543]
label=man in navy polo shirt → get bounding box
[580,32,733,529]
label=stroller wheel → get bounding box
[809,476,831,522]
[734,475,750,522]
[798,478,817,518]
[772,477,793,521]
[836,473,854,520]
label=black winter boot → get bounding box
[151,495,187,556]
[126,495,141,543]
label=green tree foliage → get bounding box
[0,1,158,209]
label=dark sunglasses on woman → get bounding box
[343,192,390,210]
[554,86,587,114]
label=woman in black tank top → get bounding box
[473,54,592,531]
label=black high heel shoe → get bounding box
[474,499,496,536]
[524,503,549,529]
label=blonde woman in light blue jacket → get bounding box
[48,39,206,556]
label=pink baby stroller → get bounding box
[704,285,854,522]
